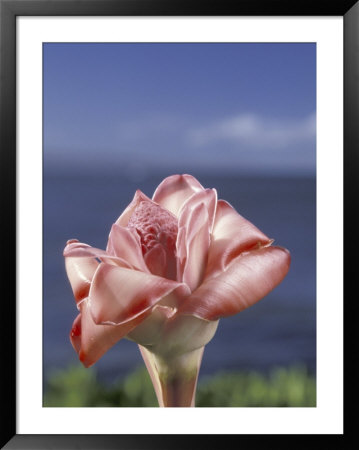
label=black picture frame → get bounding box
[1,0,356,448]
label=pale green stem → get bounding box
[139,345,204,407]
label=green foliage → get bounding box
[43,365,157,407]
[196,366,316,407]
[44,365,315,408]
[44,365,100,407]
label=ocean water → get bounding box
[43,170,316,384]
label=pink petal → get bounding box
[144,244,167,277]
[177,246,291,320]
[175,189,217,289]
[106,224,149,272]
[177,204,211,292]
[152,174,204,217]
[64,240,132,268]
[89,264,190,325]
[178,188,217,232]
[70,300,147,367]
[115,190,153,227]
[206,200,273,278]
[64,241,100,303]
[176,194,214,291]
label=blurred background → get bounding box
[43,43,316,406]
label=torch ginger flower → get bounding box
[64,174,290,406]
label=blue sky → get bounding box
[43,43,316,176]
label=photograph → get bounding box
[1,0,354,445]
[43,42,316,408]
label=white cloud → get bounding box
[188,112,316,149]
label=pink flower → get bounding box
[64,174,290,406]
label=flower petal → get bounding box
[178,188,217,232]
[115,189,153,227]
[106,224,149,272]
[144,244,167,277]
[64,240,131,268]
[89,264,190,325]
[177,246,291,320]
[64,241,100,303]
[70,300,147,367]
[152,174,204,217]
[206,200,273,278]
[177,202,211,292]
[178,204,210,292]
[176,188,217,291]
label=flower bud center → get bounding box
[128,201,178,257]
